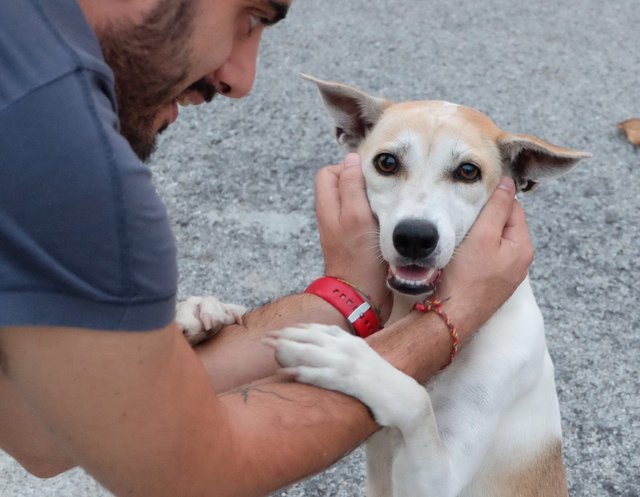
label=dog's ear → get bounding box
[498,133,591,192]
[301,74,389,151]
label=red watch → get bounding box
[305,277,381,338]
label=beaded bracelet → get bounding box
[413,298,459,370]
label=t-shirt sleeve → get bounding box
[0,69,178,331]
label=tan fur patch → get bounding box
[495,440,568,497]
[376,101,504,190]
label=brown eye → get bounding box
[454,162,481,182]
[373,153,400,175]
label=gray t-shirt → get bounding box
[0,0,178,331]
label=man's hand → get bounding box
[315,153,393,320]
[437,176,534,340]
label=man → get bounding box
[0,0,533,496]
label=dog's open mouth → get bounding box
[387,265,442,296]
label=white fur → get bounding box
[176,296,246,345]
[362,131,487,270]
[273,282,561,496]
[269,84,583,496]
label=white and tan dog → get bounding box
[266,76,589,497]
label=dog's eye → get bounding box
[454,162,481,182]
[373,153,400,175]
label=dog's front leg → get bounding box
[265,324,456,497]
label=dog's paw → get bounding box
[265,324,377,388]
[263,324,427,429]
[176,296,247,346]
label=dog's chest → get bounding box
[370,278,551,483]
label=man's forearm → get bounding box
[368,309,462,384]
[208,306,459,497]
[0,325,375,497]
[195,293,351,392]
[215,379,376,496]
[196,287,480,392]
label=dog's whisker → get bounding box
[349,229,385,263]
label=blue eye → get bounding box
[455,162,481,182]
[373,153,400,175]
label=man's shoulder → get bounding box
[0,68,178,330]
[1,0,112,111]
[0,2,178,331]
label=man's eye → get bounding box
[373,153,401,175]
[454,162,481,182]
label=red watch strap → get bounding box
[305,277,381,338]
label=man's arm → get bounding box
[194,292,353,392]
[0,285,488,497]
[0,322,381,497]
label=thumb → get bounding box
[337,153,371,222]
[469,176,517,242]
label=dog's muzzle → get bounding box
[393,219,439,260]
[388,220,442,296]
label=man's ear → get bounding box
[498,133,591,192]
[301,74,390,151]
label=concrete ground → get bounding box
[2,0,638,495]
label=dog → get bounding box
[265,76,590,497]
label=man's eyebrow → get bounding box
[261,0,289,25]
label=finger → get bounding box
[502,200,534,269]
[337,153,373,226]
[315,164,341,230]
[469,176,516,243]
[502,199,530,244]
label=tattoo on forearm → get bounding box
[223,385,295,404]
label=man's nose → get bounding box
[212,35,260,98]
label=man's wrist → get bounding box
[413,298,459,370]
[304,277,382,338]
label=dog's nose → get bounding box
[393,220,439,260]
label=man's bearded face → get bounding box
[97,0,215,161]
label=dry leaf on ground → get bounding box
[618,118,640,146]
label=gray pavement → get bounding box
[2,0,639,495]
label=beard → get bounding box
[97,0,214,161]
